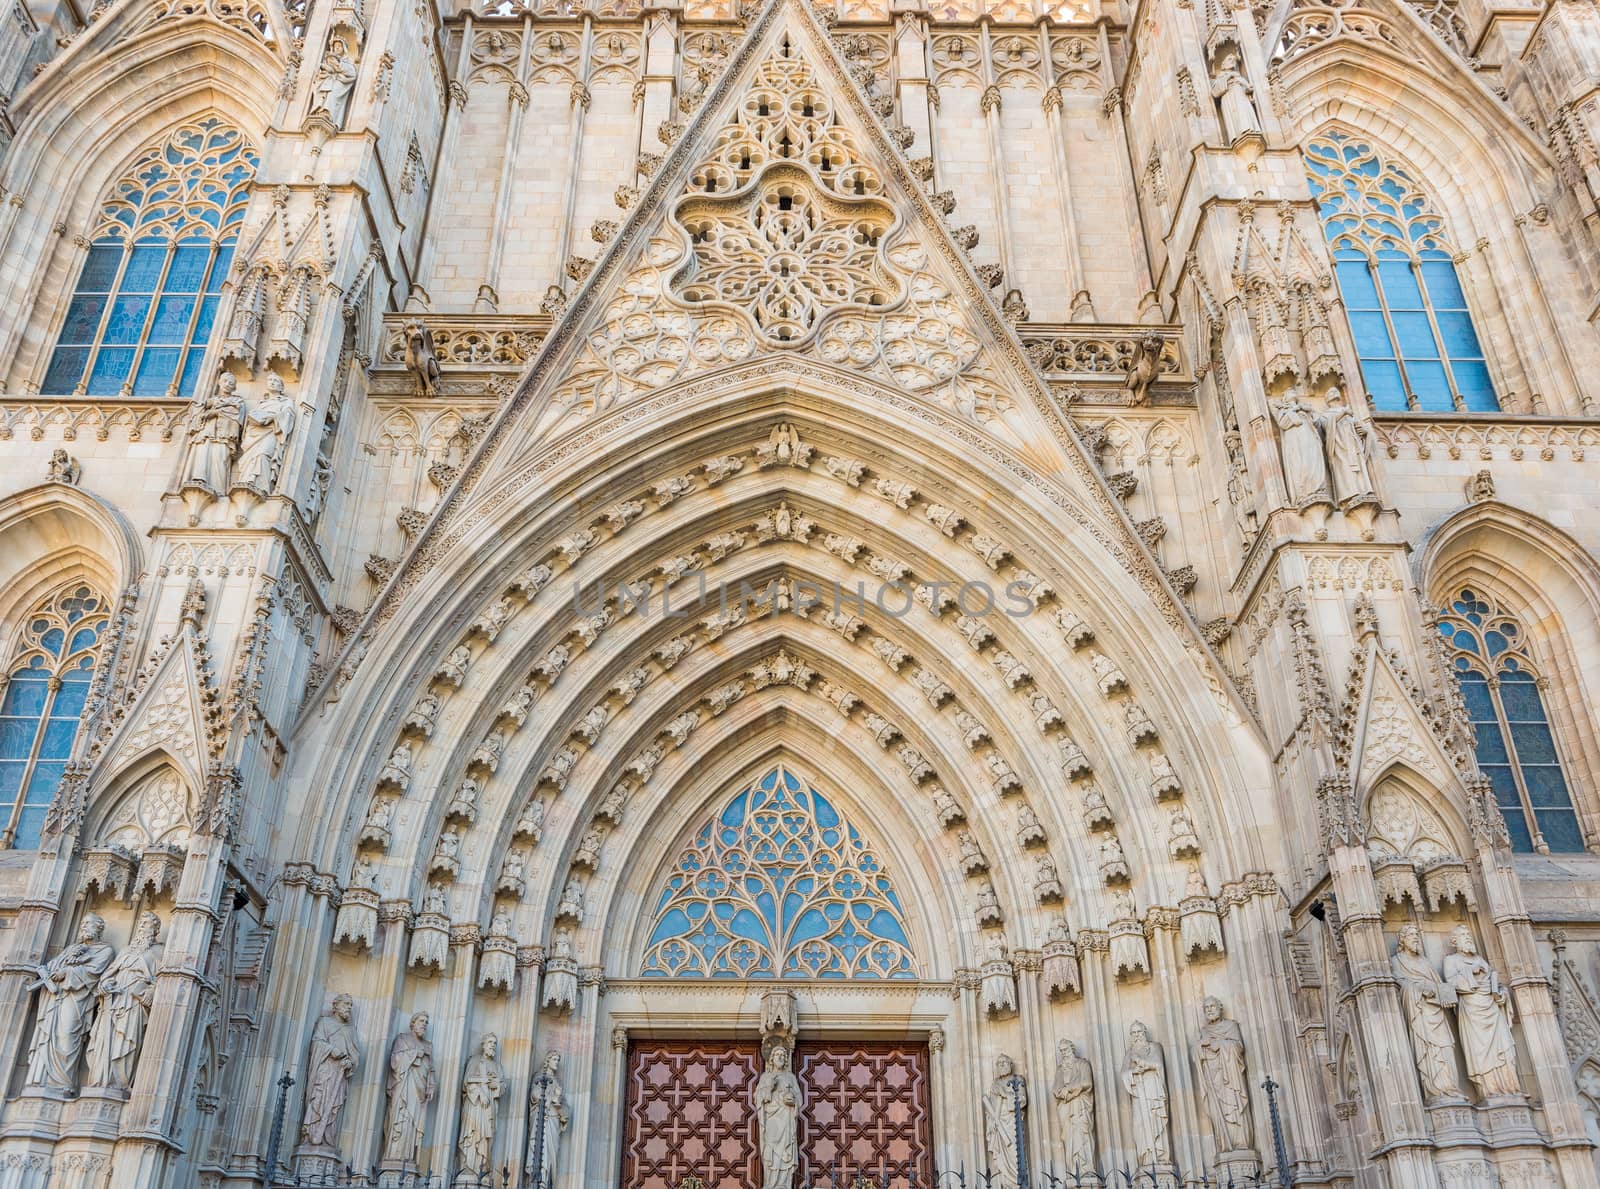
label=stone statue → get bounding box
[754,1044,802,1189]
[982,1053,1026,1184]
[542,927,579,1012]
[25,913,115,1091]
[300,994,360,1149]
[382,1011,437,1166]
[1320,388,1377,507]
[457,1033,504,1178]
[181,372,244,521]
[310,37,359,125]
[981,933,1017,1015]
[1210,50,1259,141]
[232,374,296,500]
[1121,1021,1171,1170]
[1274,389,1331,506]
[1192,996,1254,1154]
[1391,923,1461,1100]
[525,1050,569,1189]
[1053,1039,1095,1175]
[1442,925,1520,1097]
[83,911,164,1091]
[403,321,442,396]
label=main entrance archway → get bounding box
[621,1040,934,1189]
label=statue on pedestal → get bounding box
[1053,1039,1095,1176]
[381,1012,437,1166]
[457,1033,504,1179]
[982,1053,1026,1185]
[754,1043,802,1189]
[84,911,164,1091]
[1121,1021,1170,1170]
[25,913,115,1091]
[300,994,360,1149]
[1443,925,1520,1097]
[1391,924,1461,1100]
[1192,996,1255,1155]
[525,1051,568,1189]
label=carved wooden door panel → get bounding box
[621,1042,761,1189]
[796,1042,934,1186]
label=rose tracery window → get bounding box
[1304,131,1496,414]
[0,585,108,849]
[41,117,258,399]
[641,764,918,978]
[1440,588,1582,853]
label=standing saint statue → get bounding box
[1053,1039,1096,1177]
[1121,1021,1171,1171]
[1274,389,1331,506]
[231,374,297,500]
[382,1012,437,1167]
[180,372,244,522]
[457,1033,504,1179]
[982,1053,1027,1186]
[525,1050,569,1189]
[1442,925,1520,1097]
[300,994,360,1148]
[754,1044,801,1189]
[83,911,164,1092]
[310,37,359,125]
[1319,388,1377,506]
[1391,924,1461,1100]
[1209,50,1260,141]
[1192,996,1255,1154]
[26,913,115,1091]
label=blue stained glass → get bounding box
[60,295,109,343]
[79,245,124,291]
[102,296,153,344]
[2,673,51,717]
[1536,811,1585,853]
[193,295,219,338]
[0,720,35,755]
[12,808,47,851]
[51,679,89,716]
[87,348,135,395]
[40,348,89,394]
[1500,812,1533,853]
[0,763,23,799]
[148,295,196,344]
[177,349,207,399]
[165,243,210,290]
[206,246,234,291]
[122,246,167,292]
[642,764,917,979]
[1304,132,1498,412]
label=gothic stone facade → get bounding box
[3,0,1600,1184]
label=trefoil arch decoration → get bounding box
[1438,587,1582,854]
[1303,130,1496,414]
[640,764,918,979]
[41,116,259,400]
[0,583,109,849]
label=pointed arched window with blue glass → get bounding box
[0,585,108,849]
[40,117,257,399]
[1304,131,1497,413]
[641,764,918,979]
[1440,588,1583,853]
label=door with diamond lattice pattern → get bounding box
[621,1041,933,1189]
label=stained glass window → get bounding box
[1439,588,1583,853]
[0,585,107,849]
[41,117,257,399]
[1305,131,1497,414]
[641,764,918,978]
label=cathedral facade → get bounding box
[2,0,1600,1182]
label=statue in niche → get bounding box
[981,933,1017,1015]
[1443,925,1520,1097]
[300,994,360,1149]
[457,1033,504,1179]
[231,374,297,505]
[180,372,244,522]
[1391,923,1461,1100]
[1319,388,1377,507]
[982,1053,1027,1184]
[84,911,164,1091]
[382,1012,437,1166]
[542,927,579,1012]
[1274,388,1331,507]
[1053,1039,1096,1176]
[25,912,115,1091]
[1192,996,1255,1154]
[1209,49,1260,141]
[1121,1021,1171,1170]
[310,36,359,126]
[754,1043,802,1189]
[525,1050,568,1189]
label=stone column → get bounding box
[550,20,596,301]
[475,13,534,314]
[1014,950,1051,1178]
[562,969,606,1185]
[407,18,474,310]
[1037,28,1093,321]
[107,841,231,1189]
[976,26,1018,302]
[496,947,544,1189]
[1324,825,1441,1186]
[420,924,483,1181]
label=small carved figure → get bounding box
[402,321,442,396]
